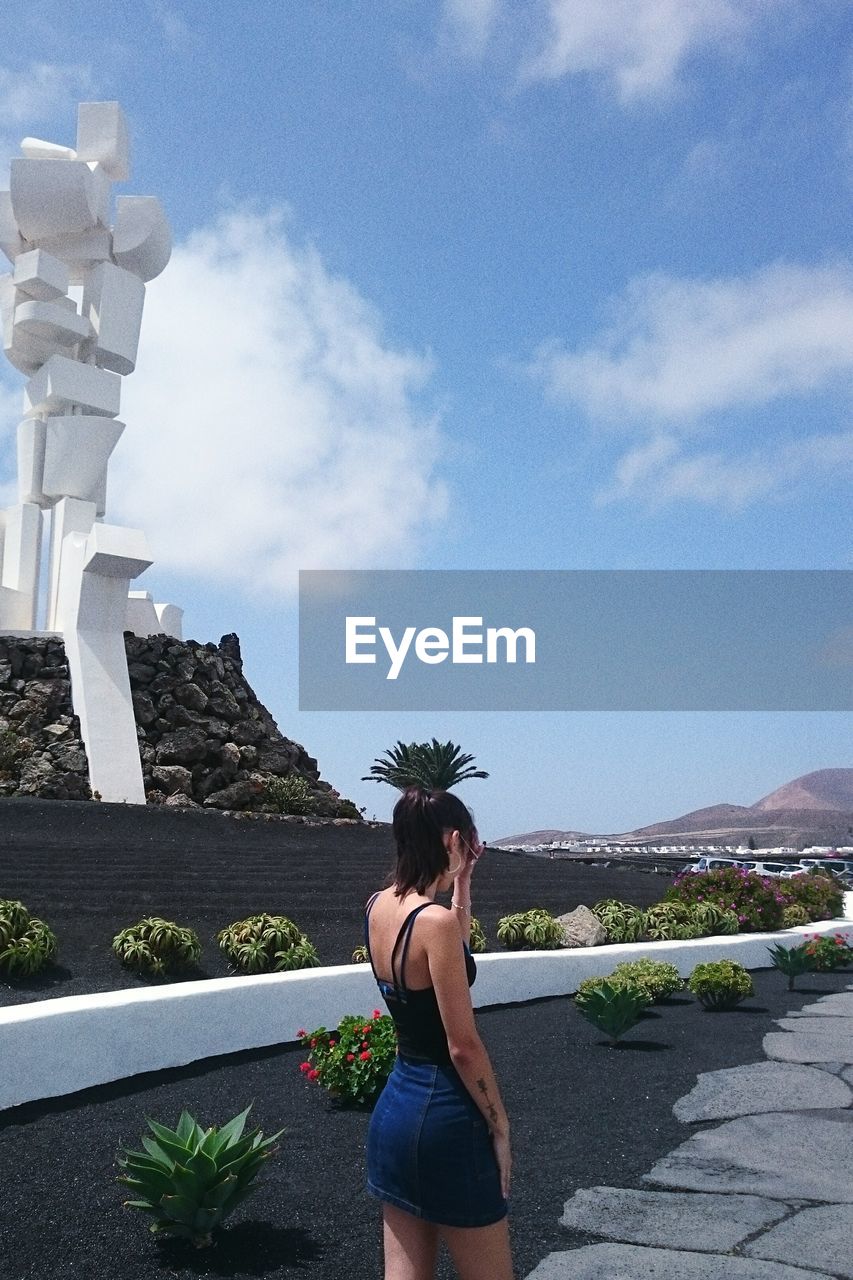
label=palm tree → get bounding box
[362,739,489,790]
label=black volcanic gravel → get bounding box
[0,798,668,1006]
[1,969,851,1279]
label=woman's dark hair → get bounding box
[391,787,475,897]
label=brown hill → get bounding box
[752,769,853,812]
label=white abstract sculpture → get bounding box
[0,102,183,803]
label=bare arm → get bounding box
[424,910,509,1138]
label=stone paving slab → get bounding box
[524,1244,826,1279]
[672,1060,851,1121]
[776,1015,853,1032]
[744,1204,853,1278]
[765,1021,853,1064]
[559,1186,786,1251]
[786,993,853,1017]
[644,1110,853,1200]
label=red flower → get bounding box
[362,1040,369,1048]
[372,1010,382,1020]
[299,1062,311,1073]
[360,1050,371,1061]
[362,1025,372,1034]
[310,1038,317,1048]
[308,1068,320,1081]
[346,1053,355,1062]
[296,1028,307,1038]
[329,1039,337,1048]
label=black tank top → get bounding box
[364,893,477,1066]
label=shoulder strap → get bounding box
[391,902,435,993]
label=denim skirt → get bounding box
[366,1055,507,1228]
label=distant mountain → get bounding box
[752,769,853,813]
[493,768,853,850]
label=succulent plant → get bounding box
[117,1105,282,1247]
[351,944,369,964]
[782,903,810,928]
[590,900,646,944]
[688,959,754,1010]
[690,901,739,936]
[575,979,647,1044]
[217,914,320,974]
[496,908,563,949]
[767,941,814,990]
[643,901,703,942]
[112,917,201,976]
[0,899,57,976]
[469,915,487,953]
[610,959,684,1002]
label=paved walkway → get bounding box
[525,983,853,1279]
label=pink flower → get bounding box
[372,1010,382,1020]
[296,1028,306,1038]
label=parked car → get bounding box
[680,856,745,874]
[737,860,793,878]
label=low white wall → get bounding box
[1,895,851,1112]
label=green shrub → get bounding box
[298,1010,397,1105]
[666,866,785,932]
[643,901,703,941]
[803,932,853,972]
[112,917,201,977]
[334,798,364,820]
[688,960,753,1010]
[0,898,57,976]
[351,944,369,964]
[218,914,319,974]
[767,941,814,990]
[469,915,487,953]
[265,774,316,815]
[782,904,810,928]
[590,900,645,943]
[780,875,844,923]
[575,979,647,1044]
[496,908,564,949]
[690,901,739,936]
[611,959,684,1003]
[117,1105,282,1247]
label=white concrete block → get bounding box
[83,521,152,580]
[0,190,25,263]
[10,158,101,241]
[81,261,144,374]
[16,418,48,506]
[42,415,124,504]
[14,298,91,347]
[35,227,112,285]
[0,502,42,629]
[0,584,32,630]
[154,601,183,639]
[13,247,69,300]
[3,279,56,374]
[24,353,120,417]
[125,591,161,636]
[112,195,171,281]
[76,102,130,182]
[46,496,96,631]
[87,162,112,227]
[20,138,77,161]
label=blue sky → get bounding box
[1,1,851,837]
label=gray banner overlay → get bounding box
[298,570,853,711]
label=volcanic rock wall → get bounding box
[0,632,339,812]
[0,636,90,800]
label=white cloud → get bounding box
[0,62,93,128]
[114,210,447,595]
[533,260,853,508]
[598,430,853,509]
[535,262,853,423]
[441,0,501,59]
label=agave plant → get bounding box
[362,739,488,790]
[767,941,814,991]
[496,908,563,950]
[217,914,320,974]
[0,899,57,976]
[575,979,647,1045]
[643,902,702,942]
[590,900,645,944]
[118,1105,283,1247]
[112,918,201,977]
[351,944,369,964]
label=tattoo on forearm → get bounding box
[476,1077,499,1125]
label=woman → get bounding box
[364,787,514,1280]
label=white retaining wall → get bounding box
[1,893,851,1112]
